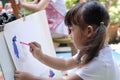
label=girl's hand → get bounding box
[29,42,43,60]
[14,71,36,80]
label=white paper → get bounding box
[4,10,61,77]
[0,32,15,80]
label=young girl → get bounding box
[14,1,120,80]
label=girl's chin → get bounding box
[74,45,78,49]
[76,45,82,50]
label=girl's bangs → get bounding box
[65,3,83,27]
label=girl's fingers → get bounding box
[30,47,33,52]
[29,42,41,48]
[14,71,20,78]
[15,71,20,74]
[29,42,35,47]
[14,74,19,78]
[29,42,37,50]
[33,42,41,47]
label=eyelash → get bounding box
[68,28,73,34]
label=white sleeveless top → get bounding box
[66,46,120,80]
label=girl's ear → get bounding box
[86,25,94,38]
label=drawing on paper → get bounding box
[12,36,19,58]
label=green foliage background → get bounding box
[66,0,79,9]
[66,0,120,24]
[21,0,34,15]
[108,0,120,24]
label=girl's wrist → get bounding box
[32,76,43,80]
[37,52,45,61]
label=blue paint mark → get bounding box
[49,70,55,78]
[12,36,19,58]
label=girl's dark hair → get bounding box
[65,1,110,66]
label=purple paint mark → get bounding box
[49,70,55,78]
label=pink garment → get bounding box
[46,3,64,35]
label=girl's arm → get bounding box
[29,42,79,71]
[39,54,78,70]
[19,0,50,12]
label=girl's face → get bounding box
[69,25,86,49]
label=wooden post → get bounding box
[9,0,20,18]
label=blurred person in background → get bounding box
[4,0,69,38]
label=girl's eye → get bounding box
[68,27,74,34]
